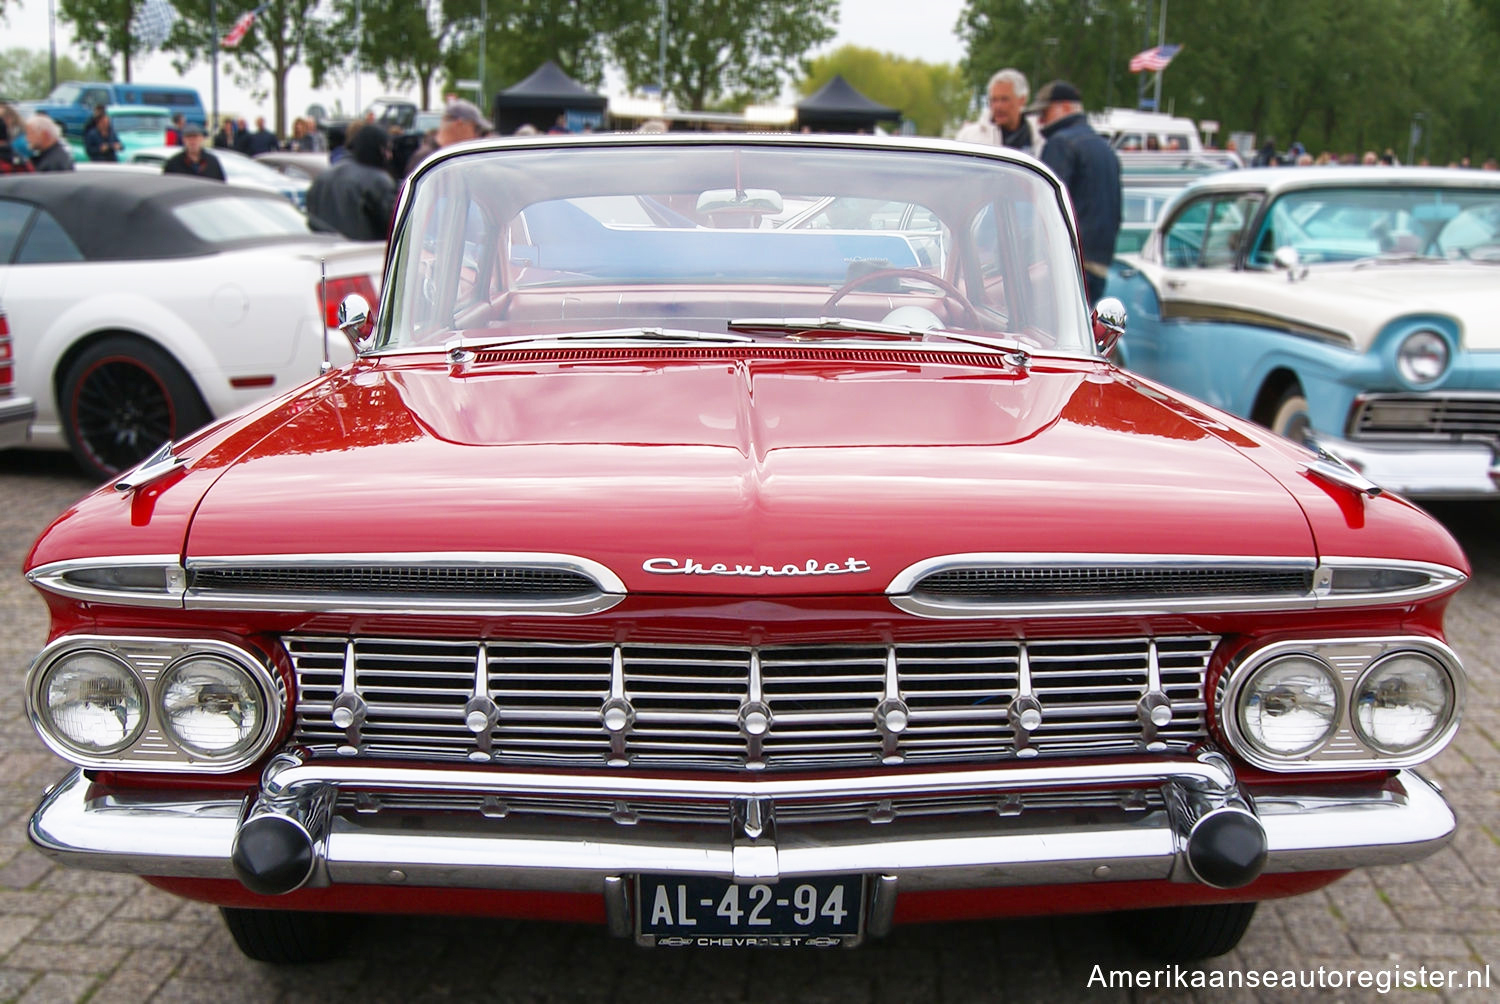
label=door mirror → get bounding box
[338,293,373,352]
[1092,297,1127,356]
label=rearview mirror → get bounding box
[696,188,784,216]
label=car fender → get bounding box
[31,292,228,423]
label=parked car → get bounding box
[129,145,311,210]
[1109,165,1500,498]
[18,81,205,141]
[23,135,1468,967]
[0,305,36,447]
[254,151,331,182]
[63,105,174,163]
[1115,155,1240,255]
[1089,108,1204,153]
[0,172,382,478]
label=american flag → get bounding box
[1129,44,1182,73]
[221,4,269,49]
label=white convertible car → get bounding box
[1108,166,1500,499]
[0,173,383,479]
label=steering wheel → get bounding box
[823,267,977,329]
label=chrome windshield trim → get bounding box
[27,555,188,608]
[182,551,626,616]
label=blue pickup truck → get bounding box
[18,81,205,142]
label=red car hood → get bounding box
[184,351,1316,594]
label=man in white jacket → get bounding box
[955,69,1043,157]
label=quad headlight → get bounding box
[1237,655,1340,757]
[158,655,264,759]
[26,636,282,771]
[1221,637,1462,770]
[1395,329,1449,385]
[35,649,147,755]
[1352,652,1454,754]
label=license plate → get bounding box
[636,874,863,947]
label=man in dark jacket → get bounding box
[243,116,280,156]
[305,125,396,241]
[24,116,75,172]
[1029,81,1121,304]
[162,124,226,180]
[84,112,123,162]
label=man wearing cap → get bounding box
[1028,80,1121,304]
[404,99,492,176]
[163,124,227,180]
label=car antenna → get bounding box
[319,257,331,374]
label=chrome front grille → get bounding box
[333,788,1165,826]
[286,635,1216,771]
[1350,393,1500,443]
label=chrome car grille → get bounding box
[1350,393,1500,443]
[285,635,1216,771]
[333,788,1165,826]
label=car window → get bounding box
[1163,197,1211,268]
[0,200,35,263]
[1201,195,1260,267]
[1248,186,1500,265]
[171,196,311,242]
[15,210,84,264]
[1163,194,1258,269]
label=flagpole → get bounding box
[211,0,219,129]
[1153,0,1168,113]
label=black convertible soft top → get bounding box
[0,171,325,261]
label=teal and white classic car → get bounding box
[1108,166,1500,499]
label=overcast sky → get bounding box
[3,0,969,121]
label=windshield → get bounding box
[1250,185,1500,264]
[172,195,312,243]
[45,84,83,103]
[378,141,1090,353]
[112,114,167,133]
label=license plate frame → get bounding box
[635,873,865,947]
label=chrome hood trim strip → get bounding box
[885,552,1465,618]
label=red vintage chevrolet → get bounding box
[23,135,1466,963]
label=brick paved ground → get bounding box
[0,451,1495,1003]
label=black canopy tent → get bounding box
[492,61,608,135]
[795,75,902,133]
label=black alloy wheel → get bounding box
[59,336,210,480]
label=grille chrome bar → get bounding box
[286,635,1217,771]
[1349,392,1500,443]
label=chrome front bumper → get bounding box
[1316,432,1499,498]
[0,396,35,449]
[30,749,1454,907]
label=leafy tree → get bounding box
[610,0,837,111]
[58,0,145,80]
[801,46,969,137]
[958,0,1500,163]
[324,0,464,110]
[0,48,113,100]
[165,0,338,137]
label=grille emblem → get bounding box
[642,556,871,577]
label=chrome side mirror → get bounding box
[1272,246,1305,282]
[338,293,373,353]
[1092,297,1127,356]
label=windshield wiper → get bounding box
[726,316,937,339]
[1352,251,1445,268]
[444,327,755,357]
